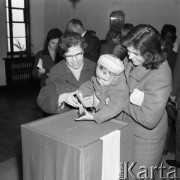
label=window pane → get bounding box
[13,23,25,37]
[12,9,24,22]
[7,23,10,37]
[13,38,26,51]
[6,7,9,22]
[7,38,11,52]
[6,0,8,7]
[11,0,24,8]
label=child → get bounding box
[71,54,128,124]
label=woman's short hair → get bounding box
[59,32,87,54]
[122,24,164,69]
[44,28,63,50]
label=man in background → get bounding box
[67,19,101,62]
[166,45,180,168]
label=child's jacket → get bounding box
[79,73,129,123]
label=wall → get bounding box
[0,0,7,86]
[0,0,180,86]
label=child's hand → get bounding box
[75,109,94,121]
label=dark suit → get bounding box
[83,30,101,62]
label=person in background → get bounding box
[161,24,178,53]
[161,24,177,73]
[37,32,96,116]
[32,28,63,87]
[119,24,172,179]
[161,25,177,156]
[113,23,134,60]
[166,45,180,168]
[100,30,121,55]
[120,23,134,37]
[66,19,101,62]
[66,54,128,124]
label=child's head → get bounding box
[96,54,124,87]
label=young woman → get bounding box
[32,28,63,87]
[119,24,172,179]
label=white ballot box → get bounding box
[21,110,134,180]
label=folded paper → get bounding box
[37,58,43,69]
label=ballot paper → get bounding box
[37,58,43,69]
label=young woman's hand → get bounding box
[130,88,144,106]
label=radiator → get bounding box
[4,56,35,87]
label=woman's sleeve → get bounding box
[123,74,172,129]
[37,75,73,114]
[37,78,62,114]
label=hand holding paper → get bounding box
[37,58,46,75]
[75,109,94,121]
[59,91,79,107]
[37,58,43,69]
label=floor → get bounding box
[0,86,179,180]
[0,86,43,162]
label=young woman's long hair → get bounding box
[43,28,63,52]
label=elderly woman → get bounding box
[37,32,96,115]
[119,24,172,179]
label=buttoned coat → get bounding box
[121,58,172,139]
[117,57,172,174]
[37,58,96,114]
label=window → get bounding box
[5,0,31,56]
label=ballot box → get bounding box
[21,110,134,180]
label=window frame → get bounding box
[6,0,31,56]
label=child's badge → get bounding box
[105,97,109,105]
